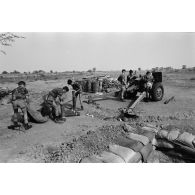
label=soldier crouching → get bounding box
[45,86,69,123]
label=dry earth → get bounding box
[0,71,195,162]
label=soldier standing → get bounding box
[67,79,84,111]
[143,71,154,101]
[117,69,126,101]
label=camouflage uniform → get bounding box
[11,86,29,124]
[46,88,65,118]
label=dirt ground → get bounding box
[0,71,195,162]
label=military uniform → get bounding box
[72,82,82,96]
[143,73,154,100]
[71,82,83,110]
[11,86,29,125]
[118,74,126,100]
[127,74,137,86]
[46,88,65,118]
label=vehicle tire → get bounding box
[151,82,164,101]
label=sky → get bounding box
[0,32,195,73]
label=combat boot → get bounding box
[24,123,32,130]
[61,116,66,122]
[8,124,21,130]
[8,122,21,130]
[121,98,125,102]
[54,116,65,123]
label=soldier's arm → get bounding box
[58,94,66,105]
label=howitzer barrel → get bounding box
[128,92,146,110]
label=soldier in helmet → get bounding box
[9,81,32,130]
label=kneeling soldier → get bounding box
[46,86,69,122]
[9,81,32,130]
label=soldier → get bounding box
[143,71,154,101]
[117,69,126,101]
[67,79,84,111]
[46,86,69,122]
[127,69,137,87]
[9,81,32,130]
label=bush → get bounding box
[2,71,8,74]
[10,70,20,74]
[190,77,195,80]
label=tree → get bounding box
[12,70,20,74]
[87,69,92,73]
[2,70,8,74]
[33,70,39,74]
[33,70,46,74]
[50,70,53,73]
[38,70,46,74]
[0,32,25,55]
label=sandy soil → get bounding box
[0,72,195,162]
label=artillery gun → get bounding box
[121,72,164,118]
[84,72,164,119]
[125,72,164,101]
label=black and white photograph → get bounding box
[1,32,195,163]
[1,1,195,195]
